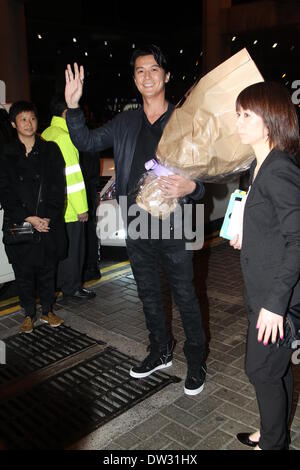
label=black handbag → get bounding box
[277,304,300,350]
[2,181,43,245]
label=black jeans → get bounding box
[12,262,56,318]
[245,304,294,450]
[126,237,206,366]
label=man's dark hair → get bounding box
[50,93,67,117]
[8,101,38,124]
[130,44,169,73]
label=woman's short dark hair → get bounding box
[236,81,300,155]
[8,101,38,124]
[130,44,169,73]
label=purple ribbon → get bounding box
[145,159,174,176]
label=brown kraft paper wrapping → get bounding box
[136,48,264,218]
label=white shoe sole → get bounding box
[129,360,172,378]
[184,383,205,396]
[40,318,64,327]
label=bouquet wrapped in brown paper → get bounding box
[136,48,263,218]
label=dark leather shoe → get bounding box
[71,288,96,299]
[236,433,259,447]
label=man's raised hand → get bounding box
[65,63,84,109]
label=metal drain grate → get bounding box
[0,346,180,449]
[0,324,102,384]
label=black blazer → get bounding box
[241,148,300,316]
[66,105,205,203]
[0,136,67,265]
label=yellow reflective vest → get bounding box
[42,116,88,222]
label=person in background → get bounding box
[0,107,15,147]
[79,104,101,282]
[42,94,96,301]
[64,44,207,396]
[79,149,101,282]
[231,82,300,450]
[0,101,66,333]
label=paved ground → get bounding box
[0,241,300,451]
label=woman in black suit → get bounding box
[0,101,67,334]
[230,82,300,450]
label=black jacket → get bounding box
[66,105,204,202]
[241,148,300,316]
[0,136,67,265]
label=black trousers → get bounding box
[126,237,206,366]
[13,262,56,318]
[84,216,99,271]
[57,221,85,296]
[245,305,293,450]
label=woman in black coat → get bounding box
[230,82,300,450]
[0,101,67,333]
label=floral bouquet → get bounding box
[136,48,263,218]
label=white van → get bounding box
[96,158,239,247]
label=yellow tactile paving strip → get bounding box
[0,261,132,317]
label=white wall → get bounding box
[0,211,15,283]
[0,79,14,283]
[0,80,5,102]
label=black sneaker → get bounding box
[130,341,174,379]
[70,288,96,299]
[184,364,207,396]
